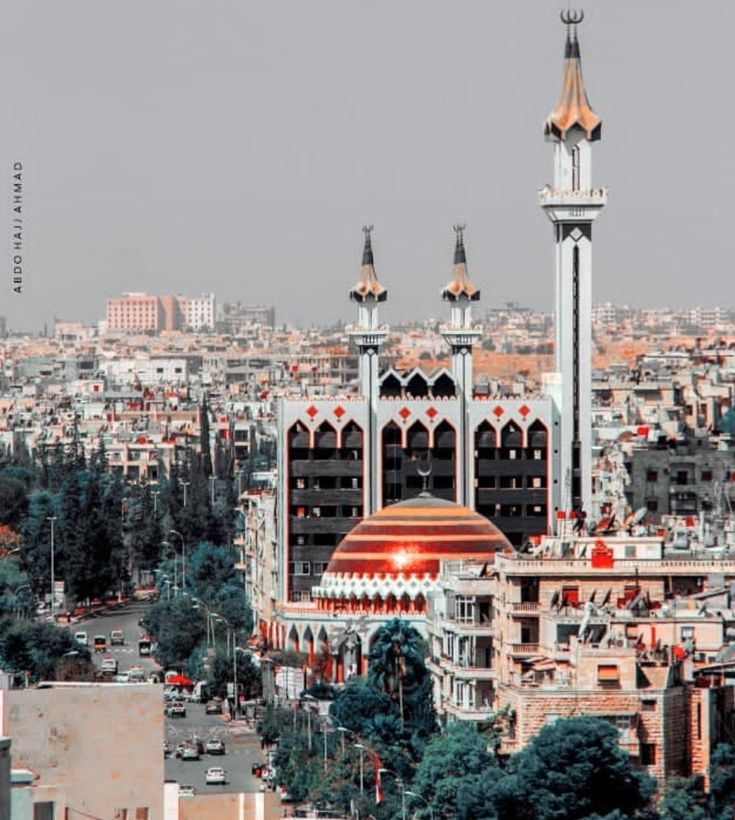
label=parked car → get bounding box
[166,704,187,718]
[205,700,222,714]
[74,631,88,647]
[93,635,107,653]
[205,738,226,755]
[110,629,124,646]
[175,742,187,759]
[205,767,227,785]
[181,745,200,761]
[179,785,196,798]
[164,742,172,758]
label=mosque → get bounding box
[268,11,605,683]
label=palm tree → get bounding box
[367,619,424,725]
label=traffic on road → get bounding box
[74,598,266,795]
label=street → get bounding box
[74,597,159,675]
[75,598,267,795]
[165,702,266,795]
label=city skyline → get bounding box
[3,1,732,333]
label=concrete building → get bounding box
[277,228,557,608]
[185,294,216,332]
[425,526,735,786]
[106,293,163,333]
[1,683,164,819]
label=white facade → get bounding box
[185,293,216,331]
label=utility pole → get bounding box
[48,516,57,616]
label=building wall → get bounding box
[106,293,162,332]
[3,684,163,820]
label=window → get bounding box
[113,812,128,820]
[681,626,695,641]
[646,469,658,482]
[289,562,311,576]
[34,805,55,820]
[562,586,579,606]
[625,545,636,558]
[312,562,329,575]
[701,470,713,481]
[646,499,658,512]
[642,699,656,711]
[455,596,475,623]
[597,664,620,684]
[135,811,150,820]
[641,743,657,766]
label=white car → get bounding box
[179,784,196,798]
[100,657,118,675]
[74,631,88,647]
[205,767,227,785]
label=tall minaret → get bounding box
[441,225,481,506]
[348,225,387,515]
[540,10,607,515]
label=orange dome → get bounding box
[313,494,510,602]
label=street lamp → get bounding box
[354,744,365,796]
[379,768,407,820]
[213,613,239,718]
[405,790,433,820]
[337,725,358,756]
[208,475,216,506]
[47,515,57,617]
[169,530,186,590]
[160,542,179,596]
[180,480,190,508]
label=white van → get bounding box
[74,631,88,647]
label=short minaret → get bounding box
[441,224,482,506]
[348,225,388,514]
[539,10,607,515]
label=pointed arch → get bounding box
[315,420,338,450]
[501,420,523,448]
[528,419,548,448]
[430,369,456,398]
[405,369,429,398]
[380,369,403,398]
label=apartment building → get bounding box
[425,530,735,785]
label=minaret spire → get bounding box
[540,10,607,517]
[347,225,388,515]
[440,225,482,506]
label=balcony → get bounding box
[442,700,496,721]
[510,643,541,657]
[429,655,496,680]
[438,617,494,636]
[510,602,540,614]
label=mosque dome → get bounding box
[313,494,511,604]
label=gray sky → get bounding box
[1,0,730,331]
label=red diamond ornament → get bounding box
[519,404,531,418]
[333,406,346,419]
[306,405,318,419]
[426,407,438,420]
[492,405,504,418]
[399,407,411,421]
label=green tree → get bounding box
[0,475,28,529]
[494,717,656,820]
[412,722,502,819]
[367,618,436,739]
[659,776,707,820]
[20,490,58,597]
[144,596,207,669]
[0,618,88,682]
[709,743,735,819]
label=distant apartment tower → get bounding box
[186,293,216,330]
[106,293,162,333]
